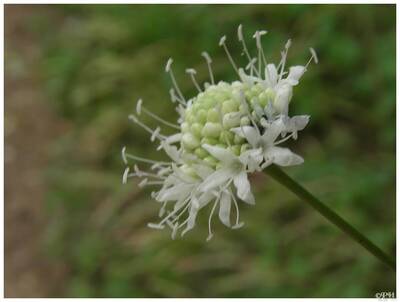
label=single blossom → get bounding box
[122,25,317,240]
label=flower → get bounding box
[122,25,317,240]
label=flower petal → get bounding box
[265,63,278,87]
[264,146,304,166]
[231,126,260,148]
[239,148,263,172]
[218,191,231,227]
[157,183,192,202]
[261,118,286,146]
[199,168,232,192]
[202,144,236,164]
[233,171,255,204]
[289,115,310,131]
[286,65,306,86]
[273,84,293,115]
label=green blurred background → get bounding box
[5,4,396,298]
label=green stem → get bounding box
[264,164,395,271]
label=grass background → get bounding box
[6,4,396,297]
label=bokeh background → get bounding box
[5,4,396,298]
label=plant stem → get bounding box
[264,164,395,271]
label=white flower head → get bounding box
[122,25,317,240]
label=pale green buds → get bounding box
[180,81,274,165]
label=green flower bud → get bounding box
[194,147,209,159]
[191,123,203,137]
[182,133,200,149]
[207,108,220,122]
[202,122,222,138]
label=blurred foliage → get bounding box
[33,4,396,297]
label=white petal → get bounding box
[286,66,306,86]
[289,115,310,131]
[160,141,181,162]
[165,133,182,144]
[196,191,215,208]
[233,171,255,205]
[202,144,236,164]
[192,164,214,179]
[199,168,232,192]
[181,203,199,236]
[261,118,286,146]
[157,184,192,202]
[273,84,293,115]
[231,126,260,148]
[218,191,231,227]
[265,64,278,87]
[239,148,263,172]
[265,146,304,166]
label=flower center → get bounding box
[180,81,275,167]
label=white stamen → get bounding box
[237,24,244,41]
[219,35,239,75]
[237,25,260,77]
[165,58,173,72]
[139,104,180,130]
[278,39,291,81]
[151,127,161,142]
[136,99,143,115]
[201,51,215,85]
[207,198,219,241]
[229,190,243,228]
[139,178,148,187]
[165,58,186,103]
[122,167,130,184]
[186,68,201,92]
[253,30,269,77]
[129,114,167,140]
[124,152,170,165]
[171,222,179,239]
[310,47,318,64]
[121,146,128,164]
[148,223,165,229]
[232,222,245,229]
[159,202,167,217]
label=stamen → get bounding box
[137,100,180,130]
[148,222,165,229]
[305,48,319,68]
[170,201,191,224]
[129,170,166,180]
[278,39,291,81]
[253,30,268,66]
[151,127,161,142]
[138,178,148,187]
[142,180,164,186]
[157,198,191,226]
[124,152,170,165]
[165,58,186,103]
[229,190,243,228]
[185,68,202,93]
[201,51,215,85]
[219,36,239,76]
[238,24,260,77]
[159,201,167,217]
[136,99,143,115]
[128,114,167,140]
[274,132,295,145]
[207,198,219,241]
[121,146,128,164]
[310,47,318,64]
[122,167,130,184]
[169,88,186,107]
[171,222,179,239]
[245,58,258,77]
